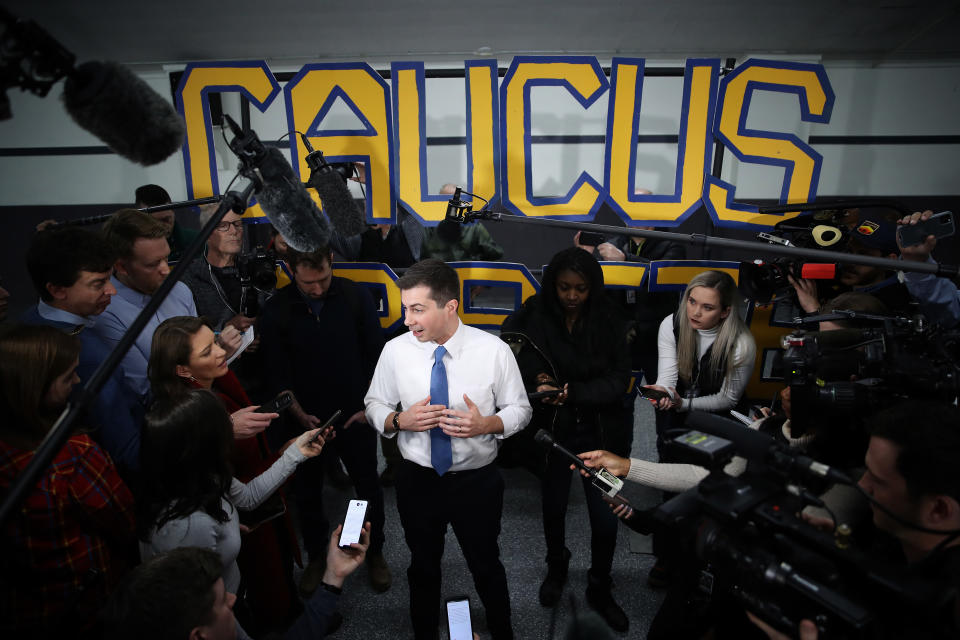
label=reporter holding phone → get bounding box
[148,316,317,630]
[642,270,755,590]
[501,247,632,633]
[138,390,329,635]
[645,270,756,443]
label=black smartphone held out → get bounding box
[638,387,672,402]
[255,390,294,414]
[897,210,955,247]
[528,388,563,400]
[578,230,605,246]
[338,499,368,548]
[307,409,342,445]
[445,595,473,640]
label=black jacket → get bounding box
[258,278,384,421]
[501,295,633,465]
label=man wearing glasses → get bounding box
[181,207,272,334]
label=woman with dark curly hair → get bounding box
[501,247,633,633]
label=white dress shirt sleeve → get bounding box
[365,340,401,438]
[489,339,532,439]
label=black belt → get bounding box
[403,459,494,476]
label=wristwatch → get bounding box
[392,411,401,431]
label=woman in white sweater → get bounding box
[138,389,329,595]
[645,270,756,448]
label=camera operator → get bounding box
[751,400,960,640]
[897,209,960,328]
[789,210,913,317]
[181,206,272,335]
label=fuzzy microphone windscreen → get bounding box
[62,61,185,166]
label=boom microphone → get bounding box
[257,146,332,252]
[303,140,368,237]
[62,61,185,166]
[311,171,368,236]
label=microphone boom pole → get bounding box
[54,195,223,228]
[458,209,958,279]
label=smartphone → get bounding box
[255,391,294,414]
[445,596,473,640]
[528,388,563,400]
[897,211,954,247]
[749,404,768,420]
[338,499,368,548]
[638,387,672,402]
[578,230,605,246]
[308,409,342,445]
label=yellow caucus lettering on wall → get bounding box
[392,61,500,225]
[450,262,540,329]
[647,260,741,291]
[598,262,648,289]
[285,64,396,223]
[705,59,835,230]
[606,58,719,227]
[175,62,280,220]
[500,57,608,220]
[331,262,404,332]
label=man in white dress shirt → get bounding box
[365,259,531,640]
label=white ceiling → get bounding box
[6,0,960,68]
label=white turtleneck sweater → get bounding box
[653,314,756,413]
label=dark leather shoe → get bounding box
[586,570,629,633]
[367,552,392,593]
[538,547,571,607]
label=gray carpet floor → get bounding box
[294,397,666,640]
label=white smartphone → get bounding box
[338,499,368,548]
[445,596,473,640]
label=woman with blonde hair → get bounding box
[646,269,756,421]
[643,270,756,590]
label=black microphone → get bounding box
[62,61,185,166]
[684,412,852,486]
[534,429,595,476]
[533,429,629,498]
[300,135,368,237]
[444,186,471,223]
[256,147,332,252]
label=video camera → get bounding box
[782,312,960,437]
[739,210,852,303]
[236,244,277,317]
[637,412,956,639]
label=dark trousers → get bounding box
[541,448,619,577]
[395,460,513,640]
[293,424,385,557]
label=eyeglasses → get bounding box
[215,220,244,232]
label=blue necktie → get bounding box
[430,345,453,475]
